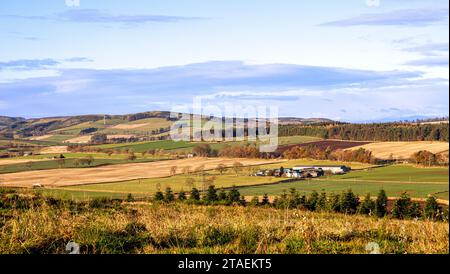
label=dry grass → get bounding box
[63,136,92,144]
[0,202,448,254]
[0,157,279,188]
[351,141,449,159]
[40,146,69,154]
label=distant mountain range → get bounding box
[0,111,447,140]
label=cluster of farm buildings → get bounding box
[254,165,351,178]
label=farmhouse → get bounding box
[293,165,350,174]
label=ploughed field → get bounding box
[0,157,279,188]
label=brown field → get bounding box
[40,146,69,154]
[0,159,46,165]
[28,135,54,141]
[63,136,92,144]
[111,123,151,130]
[351,141,449,159]
[0,157,279,188]
[277,140,371,153]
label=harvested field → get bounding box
[351,141,449,159]
[111,123,150,130]
[28,135,54,141]
[0,159,46,165]
[0,157,279,188]
[277,140,371,153]
[40,146,68,154]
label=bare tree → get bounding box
[216,163,226,175]
[170,166,178,176]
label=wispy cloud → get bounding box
[0,59,59,70]
[403,43,449,56]
[0,57,92,71]
[320,8,449,27]
[3,9,206,24]
[404,57,449,67]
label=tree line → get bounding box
[283,146,375,164]
[143,186,448,222]
[279,123,449,142]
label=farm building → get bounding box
[293,165,350,174]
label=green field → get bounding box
[336,164,449,182]
[59,169,285,196]
[94,140,196,152]
[238,165,449,200]
[0,157,166,174]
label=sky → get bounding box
[0,0,448,122]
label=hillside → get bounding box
[0,111,336,142]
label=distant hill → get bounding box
[277,117,336,125]
[0,111,336,141]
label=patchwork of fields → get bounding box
[0,157,279,188]
[1,134,448,203]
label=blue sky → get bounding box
[0,0,448,121]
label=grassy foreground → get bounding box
[0,193,448,254]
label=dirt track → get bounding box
[0,158,278,188]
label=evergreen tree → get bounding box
[154,191,164,201]
[164,187,175,202]
[261,193,270,206]
[306,191,319,211]
[424,196,441,220]
[359,193,375,215]
[340,189,359,214]
[317,192,327,211]
[249,196,259,206]
[392,193,412,219]
[327,193,341,212]
[126,193,135,202]
[204,185,218,203]
[375,189,388,217]
[409,202,422,219]
[178,191,187,201]
[218,188,227,201]
[190,188,201,201]
[227,186,241,203]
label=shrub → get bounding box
[203,185,218,203]
[154,191,164,201]
[358,193,375,215]
[424,196,441,221]
[178,191,187,201]
[306,191,319,211]
[227,186,241,204]
[126,194,135,203]
[190,188,201,201]
[391,193,413,219]
[261,193,270,206]
[327,193,341,212]
[164,187,175,202]
[339,189,359,214]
